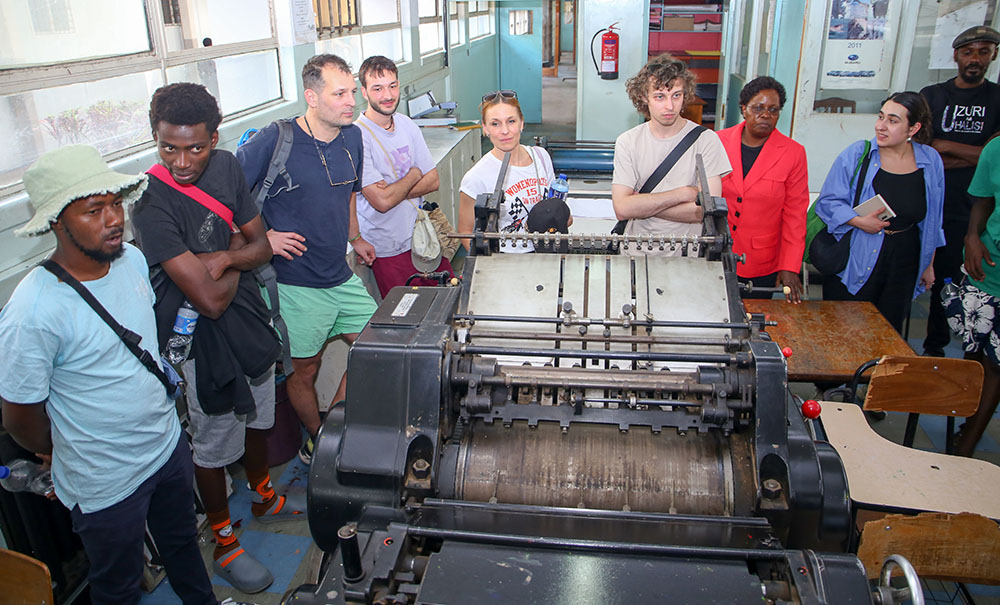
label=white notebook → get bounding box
[854,194,896,221]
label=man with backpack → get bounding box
[611,53,731,256]
[132,83,304,594]
[237,54,378,464]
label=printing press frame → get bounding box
[289,156,902,604]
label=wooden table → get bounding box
[741,300,914,383]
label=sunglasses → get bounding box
[482,89,518,103]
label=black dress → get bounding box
[822,168,926,333]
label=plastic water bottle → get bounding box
[0,459,54,497]
[548,174,569,200]
[940,277,959,308]
[165,300,199,364]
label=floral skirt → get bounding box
[946,279,1000,365]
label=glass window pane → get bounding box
[1,0,150,68]
[362,1,398,26]
[419,22,443,54]
[450,16,465,47]
[362,29,404,62]
[0,70,162,189]
[418,0,439,18]
[165,50,280,116]
[163,0,272,52]
[317,33,363,73]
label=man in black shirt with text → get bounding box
[921,25,1000,357]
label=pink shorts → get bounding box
[371,250,454,297]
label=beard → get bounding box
[64,224,124,263]
[959,64,985,84]
[370,98,398,117]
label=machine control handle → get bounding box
[801,400,821,420]
[338,523,365,583]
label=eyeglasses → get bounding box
[482,89,518,103]
[747,104,781,116]
[303,115,358,187]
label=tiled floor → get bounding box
[140,453,320,605]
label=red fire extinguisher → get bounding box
[590,22,620,80]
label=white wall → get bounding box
[576,0,648,141]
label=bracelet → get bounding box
[348,233,362,243]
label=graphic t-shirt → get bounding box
[355,113,437,258]
[460,146,555,253]
[921,79,1000,224]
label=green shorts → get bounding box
[277,275,377,358]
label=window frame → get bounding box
[469,1,496,41]
[0,0,284,195]
[314,0,403,40]
[419,0,446,56]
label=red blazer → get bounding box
[718,122,809,278]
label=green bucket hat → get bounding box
[16,144,148,238]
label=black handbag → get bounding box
[808,144,873,276]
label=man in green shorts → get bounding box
[237,54,377,463]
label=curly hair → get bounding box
[358,55,398,87]
[883,91,934,145]
[302,53,352,92]
[739,76,787,108]
[625,54,696,119]
[149,83,222,134]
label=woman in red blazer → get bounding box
[718,77,809,303]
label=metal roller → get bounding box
[454,419,751,516]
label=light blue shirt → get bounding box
[815,138,946,297]
[0,244,180,513]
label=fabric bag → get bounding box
[806,141,873,276]
[424,202,460,260]
[803,140,871,270]
[411,205,443,272]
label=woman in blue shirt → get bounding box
[815,91,945,332]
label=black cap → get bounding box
[526,197,570,253]
[953,25,1000,49]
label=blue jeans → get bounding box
[70,434,215,604]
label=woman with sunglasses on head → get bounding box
[458,90,558,253]
[717,77,809,303]
[814,91,945,333]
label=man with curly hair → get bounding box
[612,53,731,256]
[132,83,304,594]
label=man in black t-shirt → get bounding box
[132,84,303,595]
[920,25,1000,357]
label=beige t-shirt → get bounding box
[612,120,731,256]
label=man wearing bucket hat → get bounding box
[0,145,216,603]
[920,24,1000,357]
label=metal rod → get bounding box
[447,231,722,245]
[406,526,787,561]
[466,328,738,347]
[583,397,703,407]
[468,366,719,394]
[455,313,751,330]
[458,345,744,364]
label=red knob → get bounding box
[782,347,793,358]
[802,400,821,419]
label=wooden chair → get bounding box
[813,97,857,113]
[0,548,54,605]
[862,355,982,453]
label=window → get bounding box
[509,9,533,36]
[450,2,466,48]
[30,0,74,34]
[419,0,444,55]
[314,0,404,66]
[469,1,495,40]
[0,0,281,193]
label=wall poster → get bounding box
[821,0,901,89]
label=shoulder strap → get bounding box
[357,118,400,180]
[851,140,873,208]
[40,259,176,395]
[146,164,235,231]
[251,120,298,213]
[639,125,707,194]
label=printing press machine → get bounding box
[288,155,920,604]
